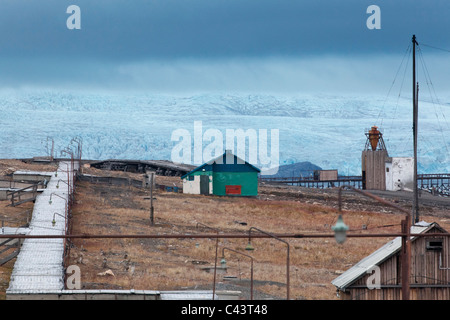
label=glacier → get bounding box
[0,89,449,176]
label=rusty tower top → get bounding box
[364,126,387,152]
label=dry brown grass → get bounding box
[0,190,35,300]
[0,160,57,299]
[0,159,57,175]
[65,174,450,300]
[1,163,450,300]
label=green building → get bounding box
[181,150,260,196]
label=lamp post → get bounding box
[61,148,75,194]
[58,161,74,205]
[57,168,74,207]
[70,137,83,166]
[56,179,72,197]
[45,137,55,161]
[52,212,66,227]
[331,215,349,244]
[196,223,219,300]
[69,137,83,176]
[49,192,69,217]
[221,247,254,300]
[247,227,290,300]
[49,192,72,259]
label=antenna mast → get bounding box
[412,35,419,224]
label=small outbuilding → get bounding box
[332,221,450,300]
[181,150,260,196]
[314,170,338,181]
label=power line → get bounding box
[421,43,450,54]
[377,44,411,128]
[383,45,412,148]
[417,45,450,156]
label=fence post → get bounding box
[150,173,154,226]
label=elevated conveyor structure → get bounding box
[6,161,73,294]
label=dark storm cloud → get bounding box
[0,0,449,91]
[2,0,450,59]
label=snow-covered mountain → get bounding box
[0,89,448,176]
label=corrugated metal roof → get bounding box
[6,162,71,294]
[331,221,436,291]
[160,290,216,300]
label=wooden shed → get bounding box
[181,150,260,196]
[332,222,450,300]
[314,170,338,181]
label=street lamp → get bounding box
[247,227,290,300]
[221,247,254,300]
[245,240,255,251]
[52,212,66,227]
[220,257,227,268]
[49,192,69,216]
[332,215,349,244]
[56,179,71,195]
[58,161,75,205]
[70,137,82,161]
[61,148,75,193]
[196,222,219,300]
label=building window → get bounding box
[188,176,194,181]
[426,239,443,251]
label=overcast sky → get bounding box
[1,0,450,94]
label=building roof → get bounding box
[181,150,260,179]
[331,221,446,291]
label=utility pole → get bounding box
[412,34,419,225]
[149,172,154,226]
[398,34,418,301]
[401,217,411,300]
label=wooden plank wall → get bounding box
[362,150,388,190]
[344,226,450,300]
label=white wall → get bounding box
[182,175,213,194]
[183,175,201,194]
[385,157,414,191]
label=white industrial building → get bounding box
[385,157,415,191]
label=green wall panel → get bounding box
[212,172,258,196]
